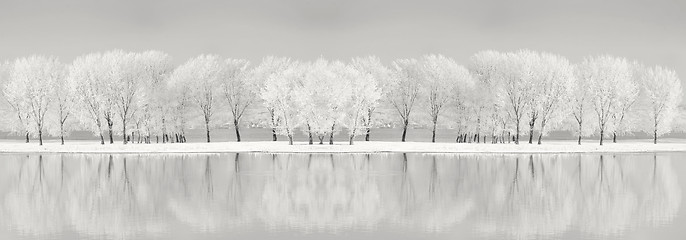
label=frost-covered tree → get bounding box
[529,52,575,144]
[49,63,73,145]
[471,50,533,144]
[294,60,350,145]
[8,56,64,145]
[609,62,640,143]
[261,62,303,145]
[339,64,381,145]
[1,60,32,142]
[170,55,222,143]
[219,58,251,142]
[136,50,173,143]
[388,58,422,142]
[103,50,140,144]
[638,66,683,143]
[69,53,107,144]
[582,55,634,145]
[469,51,501,143]
[419,54,473,143]
[570,64,595,145]
[166,68,192,143]
[251,56,294,141]
[350,56,391,141]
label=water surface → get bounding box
[0,153,683,239]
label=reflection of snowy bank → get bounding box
[0,153,682,239]
[2,140,686,153]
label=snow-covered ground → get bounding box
[1,139,685,153]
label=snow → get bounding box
[0,139,685,154]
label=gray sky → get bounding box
[1,0,685,101]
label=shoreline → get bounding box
[1,140,685,154]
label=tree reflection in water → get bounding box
[0,153,681,239]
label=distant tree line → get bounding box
[0,50,683,145]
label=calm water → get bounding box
[0,153,684,240]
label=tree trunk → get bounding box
[329,125,335,145]
[107,120,113,144]
[307,124,313,145]
[431,120,437,143]
[577,122,583,145]
[99,133,105,145]
[205,120,211,143]
[156,136,159,143]
[349,135,354,145]
[612,132,617,143]
[270,109,277,141]
[288,135,293,145]
[60,123,65,145]
[401,119,408,142]
[175,134,179,143]
[365,109,372,141]
[654,129,658,144]
[234,119,241,142]
[515,119,520,144]
[122,120,127,144]
[537,133,543,145]
[599,129,604,146]
[25,131,29,143]
[38,128,43,146]
[319,136,324,144]
[528,121,535,144]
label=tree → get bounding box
[582,55,634,145]
[294,60,332,144]
[339,63,381,145]
[251,56,294,141]
[261,62,303,145]
[419,54,472,143]
[471,50,533,144]
[530,52,575,144]
[638,66,683,143]
[136,50,173,143]
[1,60,32,143]
[8,56,64,145]
[69,53,107,144]
[219,59,251,142]
[570,64,595,145]
[50,63,74,145]
[105,50,140,144]
[294,59,350,145]
[609,62,640,143]
[350,56,391,141]
[170,55,222,143]
[388,58,421,142]
[166,68,192,143]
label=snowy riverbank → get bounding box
[1,139,686,154]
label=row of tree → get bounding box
[0,50,683,145]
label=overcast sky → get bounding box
[1,0,685,100]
